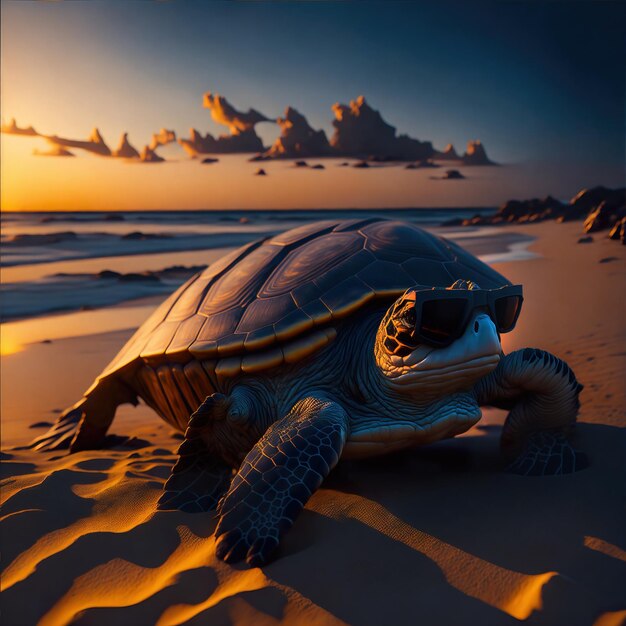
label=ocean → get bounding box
[0,208,536,353]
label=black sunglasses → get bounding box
[407,284,523,348]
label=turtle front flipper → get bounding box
[29,378,137,452]
[214,396,349,567]
[473,348,587,475]
[158,394,234,512]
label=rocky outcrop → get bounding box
[608,217,626,245]
[462,140,495,165]
[265,107,331,159]
[436,144,460,160]
[442,186,626,232]
[566,186,626,222]
[442,169,464,179]
[405,160,439,169]
[583,201,626,233]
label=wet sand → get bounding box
[1,221,625,625]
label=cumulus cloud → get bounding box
[149,128,177,150]
[179,127,265,157]
[264,107,331,159]
[1,118,38,136]
[329,96,434,161]
[179,93,270,156]
[113,133,140,159]
[33,144,75,157]
[45,128,112,157]
[203,91,270,134]
[140,145,164,163]
[2,91,496,166]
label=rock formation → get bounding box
[443,186,626,230]
[436,144,460,160]
[462,140,495,165]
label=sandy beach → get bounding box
[1,221,625,626]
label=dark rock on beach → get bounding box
[577,236,594,244]
[583,200,626,233]
[444,186,625,233]
[29,421,54,429]
[608,217,626,245]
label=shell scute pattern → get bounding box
[101,219,511,388]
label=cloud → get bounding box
[140,145,164,163]
[33,144,75,157]
[45,128,112,156]
[149,128,177,150]
[2,91,496,166]
[1,118,38,136]
[113,133,140,159]
[179,93,270,156]
[203,91,270,134]
[179,127,265,156]
[330,96,434,161]
[264,107,331,159]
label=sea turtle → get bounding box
[32,218,585,566]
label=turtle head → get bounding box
[374,280,507,398]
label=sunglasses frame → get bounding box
[407,284,524,348]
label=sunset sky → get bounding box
[1,1,624,212]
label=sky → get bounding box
[1,0,624,211]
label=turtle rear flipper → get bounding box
[158,394,234,512]
[506,431,588,476]
[29,378,137,452]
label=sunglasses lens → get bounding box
[419,298,468,345]
[494,295,522,332]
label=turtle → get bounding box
[32,218,585,566]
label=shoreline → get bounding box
[1,224,533,324]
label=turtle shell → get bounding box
[98,219,509,383]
